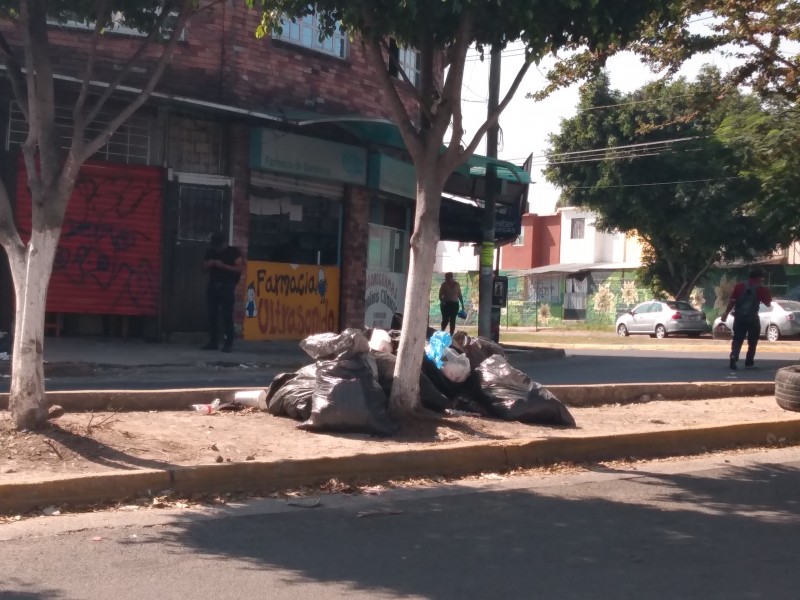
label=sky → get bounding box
[459,42,734,214]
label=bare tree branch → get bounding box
[83,2,175,127]
[455,58,532,169]
[435,10,474,170]
[0,30,29,120]
[74,0,194,166]
[361,35,424,160]
[74,0,110,125]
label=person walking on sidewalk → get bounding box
[721,267,772,370]
[439,272,464,336]
[202,232,244,353]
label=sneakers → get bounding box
[729,355,738,370]
[745,361,756,369]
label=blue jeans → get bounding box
[730,315,760,365]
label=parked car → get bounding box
[712,298,800,342]
[616,300,711,339]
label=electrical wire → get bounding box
[556,176,743,190]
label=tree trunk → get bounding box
[389,173,443,418]
[9,227,60,429]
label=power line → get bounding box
[577,92,704,113]
[529,146,704,168]
[558,176,743,190]
[531,136,706,161]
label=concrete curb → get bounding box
[2,417,799,514]
[0,381,774,411]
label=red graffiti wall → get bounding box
[16,159,163,316]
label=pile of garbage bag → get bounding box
[263,326,575,435]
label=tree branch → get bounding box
[380,37,430,123]
[83,2,175,127]
[735,8,799,74]
[0,180,24,258]
[434,10,473,166]
[74,0,109,126]
[75,0,194,165]
[361,35,424,159]
[0,30,29,120]
[451,56,532,171]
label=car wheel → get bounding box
[617,324,629,337]
[776,365,800,412]
[654,324,667,339]
[767,324,781,342]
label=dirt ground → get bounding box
[2,396,799,485]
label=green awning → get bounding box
[262,108,531,185]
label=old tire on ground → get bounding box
[775,365,800,412]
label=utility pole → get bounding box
[478,47,501,340]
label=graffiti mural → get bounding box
[243,261,340,340]
[16,160,163,316]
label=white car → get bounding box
[616,300,710,339]
[712,299,800,342]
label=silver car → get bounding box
[616,300,711,339]
[712,298,800,342]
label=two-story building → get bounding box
[0,6,529,339]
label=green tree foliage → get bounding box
[251,0,684,416]
[719,103,800,244]
[545,68,780,300]
[633,0,800,101]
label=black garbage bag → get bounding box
[463,336,506,371]
[266,364,317,420]
[421,354,470,400]
[299,328,370,361]
[474,355,575,426]
[299,357,397,436]
[370,350,451,412]
[452,392,489,416]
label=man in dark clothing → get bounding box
[203,232,244,353]
[721,267,772,370]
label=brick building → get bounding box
[0,5,528,340]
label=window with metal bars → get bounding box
[6,102,152,165]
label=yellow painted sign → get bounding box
[243,261,340,341]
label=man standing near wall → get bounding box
[202,232,244,353]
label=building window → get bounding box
[368,225,406,273]
[388,40,421,87]
[570,218,585,240]
[275,13,347,58]
[7,102,151,165]
[513,228,525,247]
[48,10,185,41]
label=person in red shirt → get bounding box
[721,267,773,370]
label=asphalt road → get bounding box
[4,346,796,391]
[2,447,799,599]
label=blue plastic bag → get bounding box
[457,309,467,320]
[425,331,452,369]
